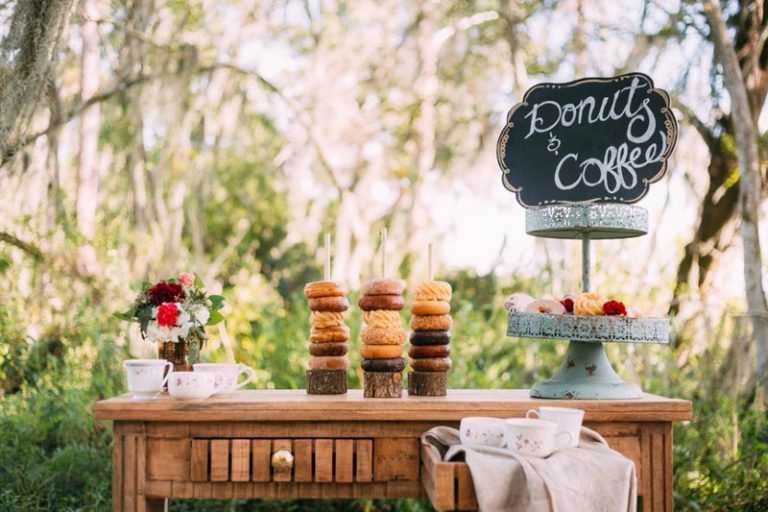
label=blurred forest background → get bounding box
[1,0,767,510]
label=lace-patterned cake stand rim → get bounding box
[525,204,648,240]
[506,312,670,344]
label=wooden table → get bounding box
[94,389,691,512]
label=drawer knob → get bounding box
[271,449,294,471]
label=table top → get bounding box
[94,389,692,422]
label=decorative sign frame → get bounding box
[496,72,677,208]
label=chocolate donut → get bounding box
[308,341,349,357]
[358,294,405,311]
[410,357,452,372]
[408,344,451,359]
[361,357,407,372]
[308,296,349,312]
[409,330,451,346]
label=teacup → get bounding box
[526,406,584,447]
[459,417,507,448]
[193,363,256,395]
[123,359,172,400]
[167,371,215,400]
[505,418,573,458]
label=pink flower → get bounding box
[178,272,195,286]
[157,302,179,327]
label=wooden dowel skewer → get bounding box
[324,233,331,280]
[380,227,388,278]
[428,242,433,282]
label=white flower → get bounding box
[190,304,210,325]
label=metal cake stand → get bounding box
[508,204,670,400]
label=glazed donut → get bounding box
[410,357,452,372]
[410,314,452,331]
[411,300,450,315]
[504,293,534,312]
[410,330,451,346]
[414,281,452,302]
[310,311,345,329]
[361,278,406,296]
[408,344,450,359]
[304,280,346,299]
[524,299,566,315]
[309,324,351,343]
[360,344,403,359]
[308,296,349,312]
[361,357,407,372]
[308,356,349,370]
[358,294,404,311]
[363,310,401,329]
[361,326,407,345]
[308,341,349,357]
[573,292,604,316]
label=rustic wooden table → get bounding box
[94,389,691,512]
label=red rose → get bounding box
[157,302,179,327]
[560,297,574,313]
[147,281,185,306]
[603,300,627,316]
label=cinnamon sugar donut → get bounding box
[361,278,406,296]
[361,326,407,345]
[410,314,452,331]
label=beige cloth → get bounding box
[422,426,636,512]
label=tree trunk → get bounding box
[704,0,768,402]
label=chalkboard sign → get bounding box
[496,73,677,208]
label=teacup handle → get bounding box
[525,409,540,419]
[554,431,573,450]
[160,362,174,387]
[236,364,255,390]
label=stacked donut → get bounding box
[358,278,407,374]
[304,281,350,371]
[408,281,452,373]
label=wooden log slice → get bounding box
[363,371,403,398]
[306,369,348,395]
[407,371,447,397]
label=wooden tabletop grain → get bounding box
[94,389,692,422]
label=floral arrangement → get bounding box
[116,273,224,361]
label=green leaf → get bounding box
[207,311,224,325]
[194,274,204,288]
[209,295,225,311]
[113,311,133,321]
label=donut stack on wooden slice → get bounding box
[358,278,406,398]
[408,280,452,396]
[304,281,349,394]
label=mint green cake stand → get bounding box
[508,204,670,400]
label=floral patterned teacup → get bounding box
[505,418,573,458]
[459,417,507,448]
[193,363,256,395]
[168,371,215,400]
[124,359,173,400]
[526,406,584,448]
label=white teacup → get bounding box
[167,371,215,400]
[193,363,255,395]
[505,418,573,458]
[459,417,507,448]
[526,406,584,448]
[124,359,172,400]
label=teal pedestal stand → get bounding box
[509,204,670,400]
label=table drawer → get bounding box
[147,437,420,484]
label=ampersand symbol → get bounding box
[547,132,561,155]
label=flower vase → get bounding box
[158,340,194,373]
